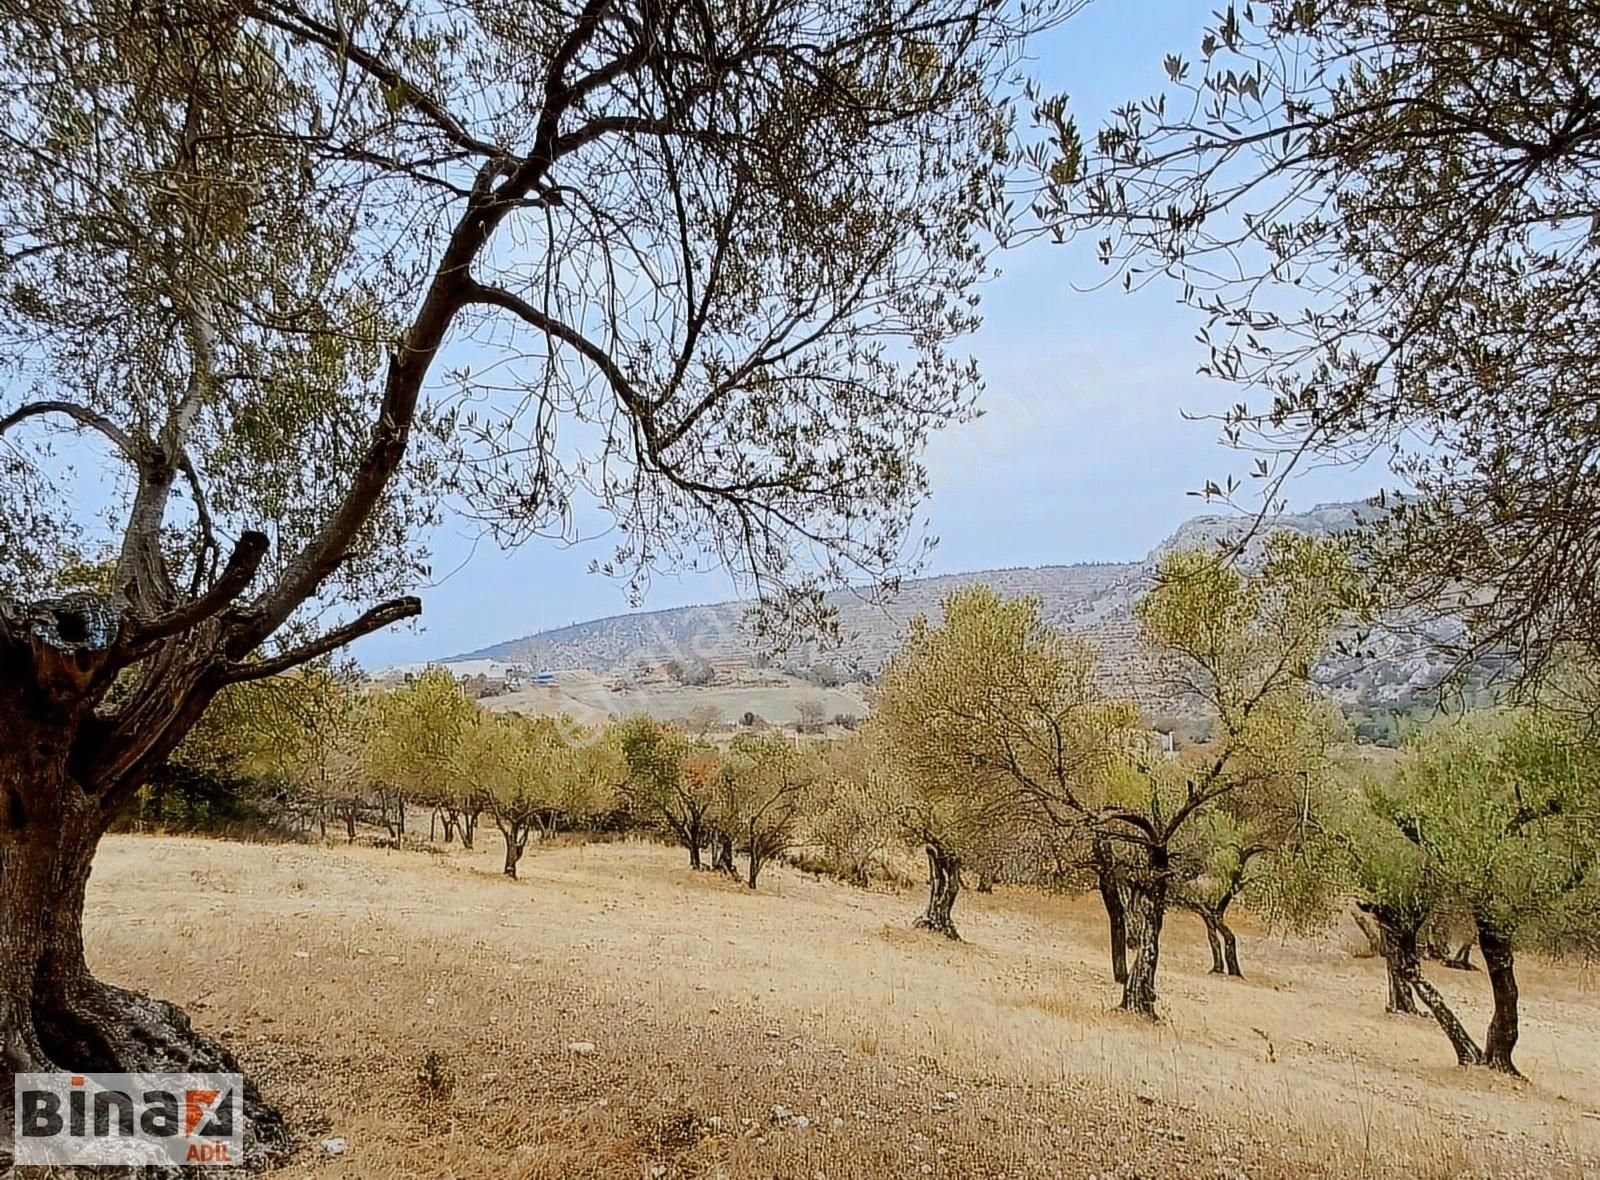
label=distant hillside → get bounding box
[438,501,1464,728]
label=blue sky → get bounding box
[352,2,1388,668]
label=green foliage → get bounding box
[873,585,1134,860]
[1366,711,1600,953]
[1039,0,1600,681]
[1,0,1057,625]
[716,734,816,851]
[369,669,479,810]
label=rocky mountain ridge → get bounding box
[445,502,1454,727]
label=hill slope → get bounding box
[440,501,1455,722]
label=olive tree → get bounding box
[234,669,372,841]
[618,716,714,869]
[1099,535,1351,1017]
[1033,0,1600,682]
[809,735,902,888]
[462,712,546,880]
[368,668,479,846]
[1355,710,1600,1077]
[874,587,1132,941]
[1172,813,1269,979]
[0,0,1056,1143]
[716,733,815,890]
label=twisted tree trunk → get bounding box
[914,845,961,940]
[1477,920,1521,1076]
[1358,910,1421,1016]
[1403,967,1486,1067]
[1219,919,1241,978]
[501,825,529,878]
[1199,910,1225,975]
[712,829,738,878]
[1119,878,1167,1019]
[1184,895,1243,978]
[0,724,287,1167]
[1095,864,1129,984]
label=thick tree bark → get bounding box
[1119,878,1167,1019]
[712,830,738,878]
[501,826,529,878]
[1404,968,1486,1067]
[0,746,288,1166]
[460,807,479,850]
[1360,910,1422,1016]
[677,814,707,869]
[1200,911,1226,975]
[1476,920,1521,1076]
[1219,920,1241,978]
[914,845,961,940]
[1196,893,1244,978]
[1096,868,1129,984]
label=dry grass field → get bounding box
[82,833,1600,1179]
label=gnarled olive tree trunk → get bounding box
[1092,841,1129,984]
[1356,907,1421,1016]
[1180,897,1243,978]
[1476,920,1521,1076]
[1401,965,1486,1068]
[0,599,319,1168]
[914,845,961,940]
[1119,878,1167,1019]
[1199,909,1225,975]
[498,821,531,879]
[711,828,739,879]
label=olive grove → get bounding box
[0,0,1062,1154]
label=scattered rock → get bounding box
[940,1091,959,1103]
[771,1104,791,1121]
[566,1041,597,1056]
[793,1115,811,1130]
[321,1138,347,1156]
[292,950,310,959]
[831,1117,845,1130]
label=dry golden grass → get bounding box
[82,833,1600,1179]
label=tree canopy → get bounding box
[1033,0,1600,682]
